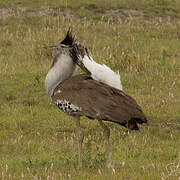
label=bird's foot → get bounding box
[106,162,115,174]
[106,160,112,169]
[77,163,82,170]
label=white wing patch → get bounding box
[81,55,122,90]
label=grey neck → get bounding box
[45,49,76,97]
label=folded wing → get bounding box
[52,74,147,130]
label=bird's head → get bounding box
[44,28,76,50]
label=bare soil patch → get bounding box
[0,6,179,22]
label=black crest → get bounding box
[60,29,74,46]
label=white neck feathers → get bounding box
[45,53,76,97]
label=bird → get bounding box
[45,30,147,169]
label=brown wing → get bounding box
[52,74,147,130]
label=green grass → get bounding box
[0,0,180,179]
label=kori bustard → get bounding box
[45,30,147,168]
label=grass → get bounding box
[0,0,180,19]
[0,0,180,179]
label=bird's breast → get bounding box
[45,54,77,97]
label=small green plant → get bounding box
[161,46,168,62]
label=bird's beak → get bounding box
[43,45,58,49]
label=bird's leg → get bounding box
[98,119,112,168]
[75,116,84,169]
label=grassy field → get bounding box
[0,0,180,179]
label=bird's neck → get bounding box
[45,54,76,97]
